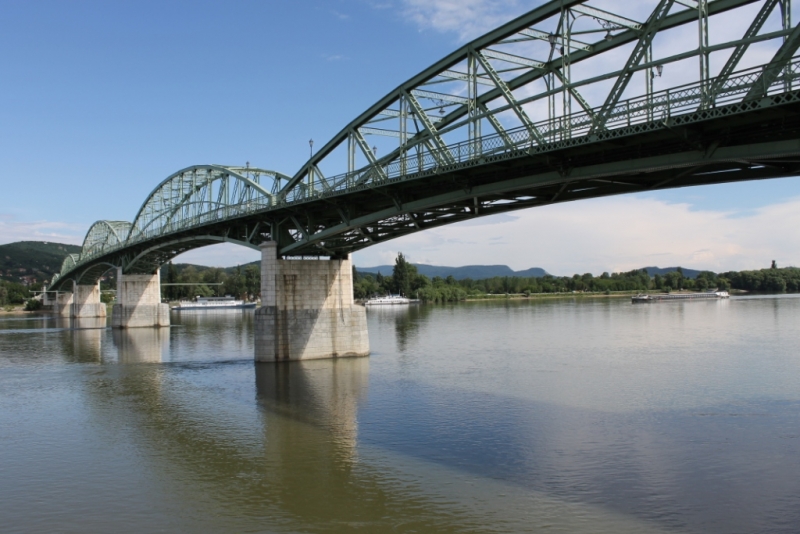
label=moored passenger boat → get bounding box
[172,296,257,310]
[365,295,414,306]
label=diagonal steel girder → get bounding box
[710,0,780,96]
[745,21,800,99]
[474,51,545,145]
[590,0,675,133]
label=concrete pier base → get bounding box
[111,269,170,328]
[71,283,107,318]
[52,282,105,318]
[255,241,369,362]
[54,291,74,317]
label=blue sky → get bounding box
[2,0,800,275]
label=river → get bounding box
[1,295,798,533]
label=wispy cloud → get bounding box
[0,215,85,246]
[401,0,530,41]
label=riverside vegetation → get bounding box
[3,242,800,307]
[352,254,800,303]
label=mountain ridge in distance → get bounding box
[356,263,549,280]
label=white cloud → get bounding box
[0,215,85,246]
[401,0,531,41]
[353,195,800,274]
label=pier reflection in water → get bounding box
[112,327,167,364]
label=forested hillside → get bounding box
[0,241,81,284]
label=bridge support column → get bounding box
[53,291,74,317]
[71,282,107,318]
[255,241,369,362]
[111,269,170,328]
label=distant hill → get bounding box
[163,261,261,278]
[640,266,703,279]
[356,263,549,280]
[0,241,82,284]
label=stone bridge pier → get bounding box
[111,268,170,328]
[72,282,107,318]
[53,281,107,318]
[255,241,369,362]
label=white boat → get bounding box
[365,295,413,306]
[171,296,257,310]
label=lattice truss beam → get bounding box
[51,165,288,285]
[282,0,798,202]
[127,165,288,243]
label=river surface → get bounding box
[1,295,799,533]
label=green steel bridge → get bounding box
[51,0,800,290]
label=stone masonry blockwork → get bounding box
[111,269,170,328]
[255,242,369,362]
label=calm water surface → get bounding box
[1,296,799,533]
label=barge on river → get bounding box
[632,291,729,303]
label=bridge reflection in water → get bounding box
[47,312,669,533]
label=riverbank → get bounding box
[463,288,748,302]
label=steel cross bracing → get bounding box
[51,0,800,289]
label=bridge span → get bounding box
[49,0,800,361]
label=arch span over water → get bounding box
[50,0,800,289]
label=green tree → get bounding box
[653,274,664,290]
[166,261,178,300]
[392,253,417,297]
[24,298,42,311]
[244,264,260,300]
[224,266,247,299]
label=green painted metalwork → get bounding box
[50,0,800,290]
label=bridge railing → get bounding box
[285,57,800,204]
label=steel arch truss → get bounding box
[128,165,283,243]
[81,220,132,260]
[281,0,798,202]
[50,166,285,288]
[51,0,800,289]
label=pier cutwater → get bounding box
[632,291,730,303]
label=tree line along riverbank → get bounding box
[3,252,799,310]
[353,254,800,303]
